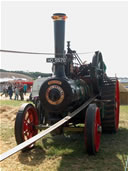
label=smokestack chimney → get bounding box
[52,13,67,77]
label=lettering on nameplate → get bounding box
[46,58,66,63]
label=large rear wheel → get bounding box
[85,104,102,155]
[101,77,120,133]
[15,103,38,151]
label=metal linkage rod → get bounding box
[74,53,83,65]
[73,54,81,66]
[0,95,97,162]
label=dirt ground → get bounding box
[0,105,19,152]
[0,93,30,101]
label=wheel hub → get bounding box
[97,125,102,133]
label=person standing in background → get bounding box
[14,86,19,100]
[1,84,8,97]
[23,84,27,95]
[8,84,13,100]
[19,85,24,100]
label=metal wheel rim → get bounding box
[94,107,101,152]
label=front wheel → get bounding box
[15,103,38,151]
[85,104,102,155]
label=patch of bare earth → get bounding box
[0,106,18,122]
[0,106,18,153]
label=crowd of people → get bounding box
[1,83,28,100]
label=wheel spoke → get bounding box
[24,120,29,130]
[25,112,29,120]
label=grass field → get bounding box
[0,100,128,171]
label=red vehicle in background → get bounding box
[14,81,33,92]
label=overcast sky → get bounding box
[0,1,128,77]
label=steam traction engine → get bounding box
[15,13,120,155]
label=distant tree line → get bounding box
[0,69,52,79]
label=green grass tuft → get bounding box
[0,100,25,106]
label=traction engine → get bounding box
[15,13,120,155]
